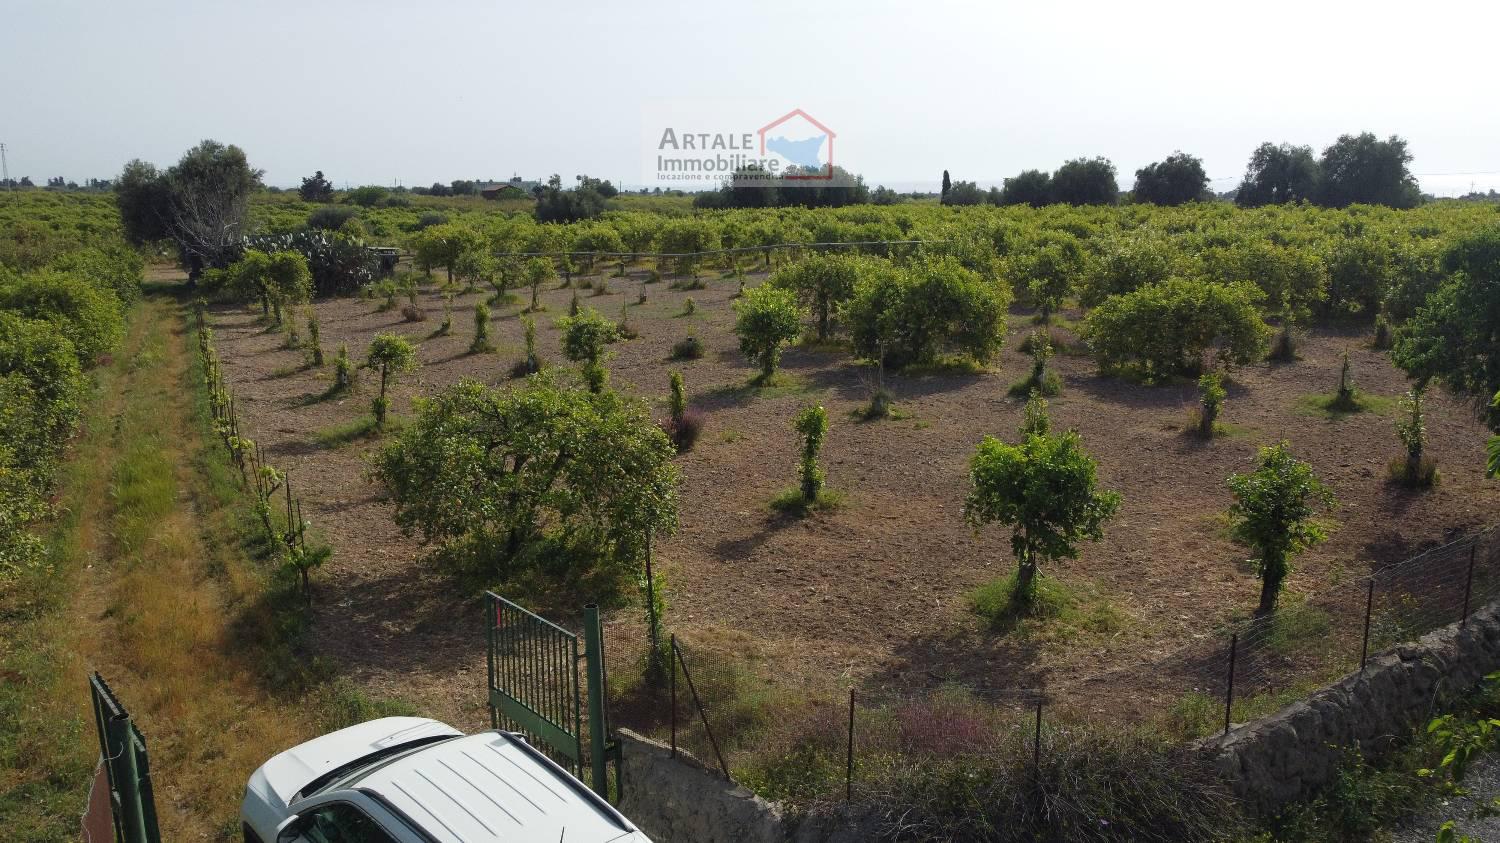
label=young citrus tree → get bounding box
[794,404,829,504]
[1227,442,1334,616]
[525,257,556,312]
[769,253,864,341]
[372,376,678,572]
[734,283,802,380]
[963,427,1120,605]
[414,223,489,283]
[265,250,312,328]
[365,333,418,426]
[559,307,620,392]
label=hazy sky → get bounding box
[6,0,1499,196]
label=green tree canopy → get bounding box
[846,257,1009,368]
[964,428,1121,603]
[997,170,1052,208]
[414,223,490,283]
[769,253,866,340]
[1317,132,1421,209]
[372,377,678,574]
[1235,143,1320,207]
[1393,226,1500,424]
[0,267,124,365]
[1084,278,1270,379]
[1049,157,1118,205]
[1132,152,1209,206]
[734,283,803,378]
[1227,442,1334,615]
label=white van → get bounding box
[241,717,650,843]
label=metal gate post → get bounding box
[105,715,150,843]
[583,604,609,799]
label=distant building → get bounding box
[481,177,540,200]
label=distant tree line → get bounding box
[693,165,871,210]
[939,132,1428,210]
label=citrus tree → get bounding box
[365,333,418,426]
[1227,442,1334,616]
[558,307,619,392]
[372,376,678,575]
[963,427,1120,604]
[734,283,802,379]
[769,253,865,341]
[414,223,489,283]
[1084,277,1269,379]
[845,257,1008,368]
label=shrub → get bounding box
[734,284,803,379]
[1197,372,1226,437]
[365,333,418,427]
[306,309,324,366]
[768,253,865,340]
[401,304,425,322]
[0,268,124,365]
[680,297,696,316]
[307,205,358,231]
[559,307,620,393]
[1373,313,1393,349]
[1392,387,1438,488]
[245,230,377,297]
[1330,351,1358,411]
[1227,442,1334,615]
[1005,231,1086,321]
[845,257,1009,368]
[332,342,353,392]
[1009,329,1061,397]
[470,302,492,353]
[1079,234,1180,308]
[1083,278,1269,380]
[509,315,542,378]
[670,334,705,361]
[47,244,144,304]
[1269,316,1299,362]
[1020,392,1050,437]
[659,372,703,453]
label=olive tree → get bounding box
[734,284,803,379]
[964,428,1120,604]
[372,377,678,575]
[365,333,418,426]
[1227,442,1334,616]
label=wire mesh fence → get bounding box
[624,524,1500,798]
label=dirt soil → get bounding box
[208,266,1500,732]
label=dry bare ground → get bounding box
[209,266,1500,731]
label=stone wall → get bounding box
[616,729,788,843]
[1200,601,1500,814]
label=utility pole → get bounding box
[1,143,9,189]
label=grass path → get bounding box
[0,287,319,841]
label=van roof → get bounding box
[351,731,640,843]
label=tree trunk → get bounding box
[1015,557,1037,604]
[1256,570,1280,616]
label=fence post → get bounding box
[1223,632,1238,737]
[644,532,661,682]
[669,634,677,758]
[1462,542,1477,628]
[583,604,609,799]
[1360,577,1375,673]
[105,715,150,843]
[846,690,855,802]
[673,637,730,780]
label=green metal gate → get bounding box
[88,672,161,843]
[485,593,616,799]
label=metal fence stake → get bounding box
[1033,701,1043,780]
[1361,578,1375,674]
[1223,633,1238,737]
[673,637,730,780]
[669,634,677,758]
[1462,542,1477,628]
[584,605,609,799]
[846,689,855,802]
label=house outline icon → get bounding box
[757,109,835,180]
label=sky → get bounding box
[5,0,1499,197]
